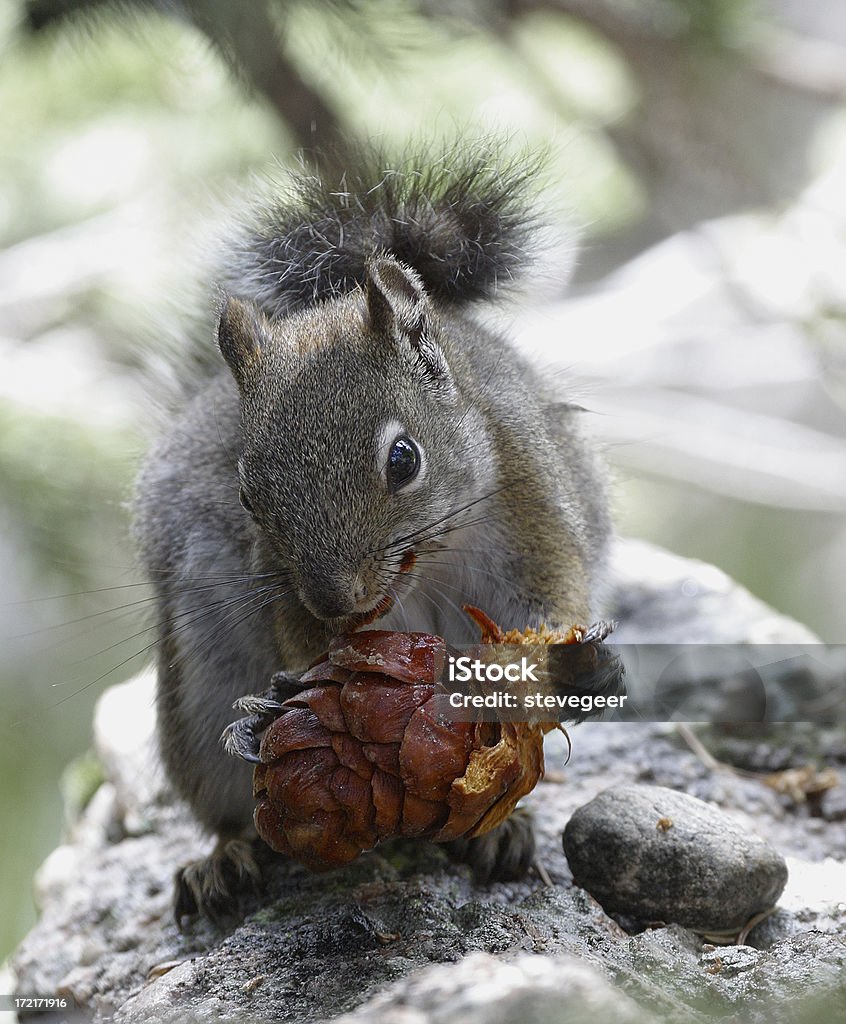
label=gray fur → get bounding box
[132,148,610,914]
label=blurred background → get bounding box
[1,0,844,961]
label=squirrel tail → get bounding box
[224,141,543,317]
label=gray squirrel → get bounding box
[133,144,611,925]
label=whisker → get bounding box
[417,577,468,627]
[174,583,293,673]
[377,483,515,556]
[12,573,293,642]
[18,574,287,720]
[413,557,516,588]
[388,584,410,632]
[407,511,508,549]
[12,568,286,604]
[127,581,298,709]
[59,579,289,678]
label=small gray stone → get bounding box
[562,784,788,932]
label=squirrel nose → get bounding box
[302,586,356,620]
[300,571,375,620]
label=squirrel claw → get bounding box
[220,716,264,762]
[224,672,307,760]
[174,837,262,930]
[232,694,284,716]
[230,672,304,716]
[582,620,617,644]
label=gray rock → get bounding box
[7,540,845,1024]
[562,784,788,932]
[332,951,656,1024]
[606,540,820,645]
[821,781,846,822]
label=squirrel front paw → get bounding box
[221,671,305,762]
[445,805,536,883]
[173,835,263,929]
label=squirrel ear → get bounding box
[366,257,427,343]
[366,256,451,385]
[218,295,267,388]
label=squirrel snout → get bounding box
[300,571,378,621]
[301,587,356,620]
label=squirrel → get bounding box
[132,143,611,925]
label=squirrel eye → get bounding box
[386,436,420,493]
[238,485,255,514]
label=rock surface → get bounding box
[8,539,846,1023]
[333,951,654,1024]
[562,784,789,932]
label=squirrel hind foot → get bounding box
[173,835,263,931]
[445,805,536,884]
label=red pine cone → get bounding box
[248,608,605,870]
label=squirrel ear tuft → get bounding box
[218,295,267,387]
[366,257,451,386]
[366,256,428,345]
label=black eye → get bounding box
[239,485,254,514]
[386,436,420,493]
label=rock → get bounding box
[606,540,821,645]
[8,540,845,1024]
[92,667,166,836]
[821,782,846,822]
[562,784,789,932]
[332,951,655,1024]
[735,931,846,1015]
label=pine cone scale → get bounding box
[399,702,475,801]
[339,675,433,744]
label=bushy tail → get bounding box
[224,142,542,318]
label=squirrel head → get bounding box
[217,256,496,628]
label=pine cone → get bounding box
[227,608,617,871]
